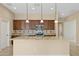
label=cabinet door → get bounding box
[29,20,40,30]
[21,20,26,30]
[13,20,16,30]
[13,20,22,30]
[43,20,49,30]
[48,20,55,30]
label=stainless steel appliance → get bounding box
[35,25,44,35]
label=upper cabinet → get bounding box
[13,20,55,30]
[13,20,22,30]
[48,20,55,30]
[29,20,40,29]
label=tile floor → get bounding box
[70,42,79,56]
[0,46,13,56]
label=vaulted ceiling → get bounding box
[2,3,79,18]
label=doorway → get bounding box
[0,20,10,49]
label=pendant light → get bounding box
[26,20,29,23]
[40,20,43,23]
[54,3,58,23]
[26,3,29,23]
[40,3,44,23]
[55,20,58,23]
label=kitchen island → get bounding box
[12,36,70,56]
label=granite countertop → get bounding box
[11,35,56,40]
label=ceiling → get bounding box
[2,3,79,18]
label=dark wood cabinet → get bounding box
[13,20,55,30]
[29,20,40,30]
[48,20,55,30]
[13,20,22,30]
[43,20,48,30]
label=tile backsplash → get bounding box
[13,30,56,36]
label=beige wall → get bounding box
[0,4,14,35]
[64,11,79,45]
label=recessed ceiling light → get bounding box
[13,7,16,10]
[51,8,54,10]
[32,8,35,10]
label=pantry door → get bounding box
[0,20,10,49]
